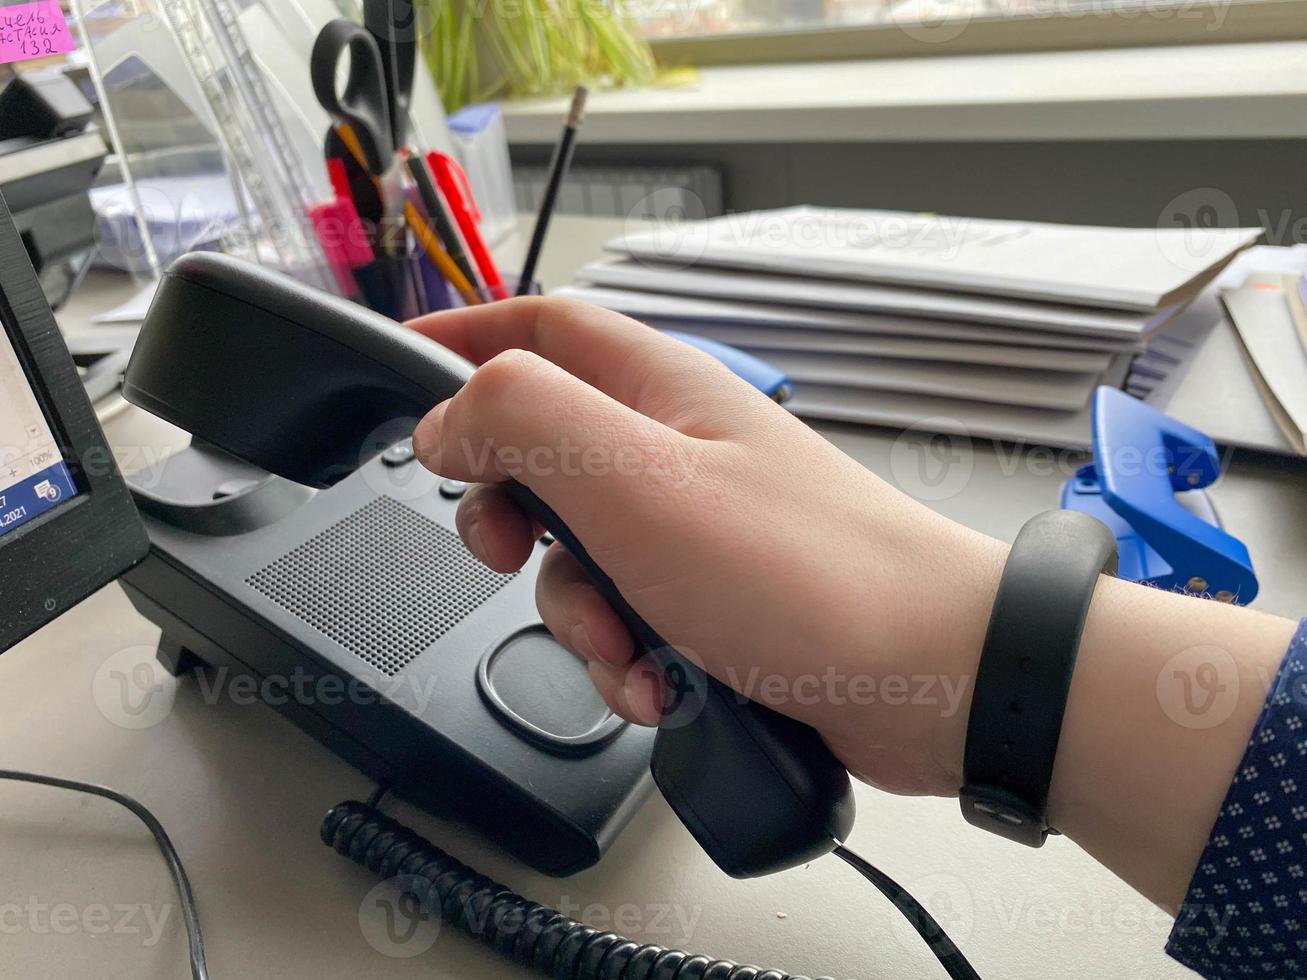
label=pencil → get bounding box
[404,202,482,306]
[517,86,587,297]
[336,124,371,180]
[405,155,484,299]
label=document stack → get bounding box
[553,207,1262,448]
[1221,272,1307,455]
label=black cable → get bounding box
[366,780,391,810]
[833,845,982,980]
[0,773,980,980]
[0,770,209,980]
[324,797,984,979]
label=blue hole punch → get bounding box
[1060,387,1257,604]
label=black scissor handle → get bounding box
[362,0,417,151]
[311,18,394,176]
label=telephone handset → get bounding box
[123,252,855,878]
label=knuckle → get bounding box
[467,349,543,405]
[535,548,580,612]
[534,578,571,631]
[535,296,630,345]
[453,489,485,536]
[536,545,572,590]
[537,295,598,326]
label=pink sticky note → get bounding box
[0,1,76,66]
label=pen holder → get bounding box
[355,253,421,321]
[416,252,455,314]
[354,262,540,318]
[357,250,470,320]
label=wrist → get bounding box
[820,511,1008,798]
[923,524,1010,794]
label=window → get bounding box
[630,0,1307,65]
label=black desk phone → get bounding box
[0,198,980,977]
[122,252,855,880]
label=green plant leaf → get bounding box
[414,0,656,112]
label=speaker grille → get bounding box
[246,496,517,676]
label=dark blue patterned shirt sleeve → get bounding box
[1167,619,1307,978]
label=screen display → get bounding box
[0,323,78,537]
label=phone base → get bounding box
[121,442,655,876]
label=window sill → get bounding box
[502,40,1307,145]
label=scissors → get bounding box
[360,0,417,150]
[311,1,416,257]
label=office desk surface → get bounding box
[3,220,1306,980]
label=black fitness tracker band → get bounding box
[960,509,1118,846]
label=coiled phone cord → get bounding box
[322,799,983,980]
[0,767,980,980]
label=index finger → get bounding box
[406,296,754,421]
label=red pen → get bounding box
[327,158,377,269]
[427,152,509,301]
[327,156,352,201]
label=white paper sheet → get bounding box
[89,280,159,325]
[552,285,1142,353]
[1149,245,1307,455]
[787,385,1095,450]
[575,258,1179,339]
[607,207,1260,311]
[655,322,1112,373]
[760,351,1099,411]
[1221,273,1307,454]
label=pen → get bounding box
[428,152,509,301]
[518,86,587,297]
[327,156,353,200]
[324,155,406,315]
[331,123,405,258]
[330,126,475,309]
[404,201,482,306]
[335,124,371,183]
[405,155,484,300]
[327,159,379,270]
[326,128,383,254]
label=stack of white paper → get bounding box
[609,207,1258,310]
[1221,273,1307,455]
[553,207,1261,443]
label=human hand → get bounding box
[408,298,1007,797]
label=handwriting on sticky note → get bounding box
[0,1,76,66]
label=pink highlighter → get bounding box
[309,201,359,297]
[311,159,379,297]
